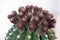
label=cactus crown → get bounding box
[5,5,56,40]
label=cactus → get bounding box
[5,5,56,40]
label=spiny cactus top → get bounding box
[5,5,56,40]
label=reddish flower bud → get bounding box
[21,16,28,22]
[10,17,16,23]
[38,12,43,18]
[48,19,56,28]
[38,7,42,12]
[10,17,19,24]
[25,5,30,12]
[43,27,48,32]
[8,11,17,19]
[25,5,30,10]
[8,14,12,19]
[42,20,48,26]
[18,7,26,13]
[33,6,39,11]
[51,23,56,28]
[29,5,33,12]
[27,12,32,17]
[43,10,49,15]
[33,16,40,23]
[29,24,37,30]
[17,22,23,29]
[19,12,24,17]
[46,14,53,20]
[51,19,56,23]
[29,5,33,9]
[11,11,17,16]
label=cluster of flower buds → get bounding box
[8,5,56,34]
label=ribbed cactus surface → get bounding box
[5,5,56,40]
[5,25,56,40]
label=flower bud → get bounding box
[19,12,24,17]
[51,19,56,23]
[10,17,19,24]
[18,7,26,13]
[29,23,37,30]
[21,16,28,22]
[8,14,12,19]
[11,11,17,16]
[43,27,48,32]
[33,16,40,24]
[42,10,49,15]
[46,14,53,20]
[17,22,23,29]
[42,20,48,26]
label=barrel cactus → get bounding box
[5,5,56,40]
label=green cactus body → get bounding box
[5,25,56,40]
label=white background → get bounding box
[0,0,60,40]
